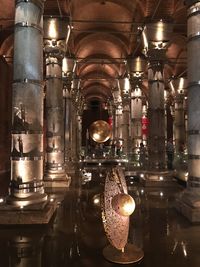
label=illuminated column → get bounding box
[130,87,143,153]
[119,78,131,156]
[62,55,76,162]
[175,1,200,222]
[9,0,47,206]
[115,104,123,141]
[186,1,200,191]
[122,99,130,155]
[148,62,166,170]
[44,18,70,180]
[143,21,173,171]
[128,54,146,154]
[70,105,78,161]
[170,78,187,153]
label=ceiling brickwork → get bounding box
[0,0,187,103]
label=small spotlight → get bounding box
[159,176,163,181]
[20,206,24,209]
[118,163,121,166]
[140,173,144,178]
[160,192,163,197]
[0,198,4,203]
[141,189,144,194]
[98,163,101,166]
[50,198,54,202]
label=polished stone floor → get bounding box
[0,168,200,267]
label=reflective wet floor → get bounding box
[0,168,200,267]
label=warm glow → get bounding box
[178,77,185,94]
[156,21,165,41]
[134,86,141,97]
[49,19,57,39]
[124,77,130,93]
[93,194,100,206]
[142,27,148,50]
[112,193,135,216]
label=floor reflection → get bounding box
[0,167,200,267]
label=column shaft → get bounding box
[174,94,186,152]
[187,0,200,189]
[45,56,66,179]
[148,65,166,170]
[9,0,46,205]
[122,101,130,156]
[131,95,143,153]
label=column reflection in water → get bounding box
[4,230,43,267]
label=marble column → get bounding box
[77,114,82,159]
[70,104,78,161]
[130,86,143,154]
[115,104,123,142]
[122,99,131,156]
[174,94,186,152]
[119,78,131,156]
[170,78,187,153]
[44,18,69,181]
[176,0,200,222]
[63,85,71,161]
[148,62,166,170]
[62,55,76,163]
[9,0,47,206]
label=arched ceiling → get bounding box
[0,0,187,103]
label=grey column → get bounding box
[174,94,185,152]
[76,114,82,159]
[9,0,46,206]
[63,85,71,161]
[130,87,143,153]
[148,63,166,170]
[122,100,131,156]
[115,104,123,141]
[71,104,78,161]
[186,0,200,189]
[44,18,69,180]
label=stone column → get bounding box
[77,114,82,159]
[62,54,76,162]
[115,104,123,141]
[121,99,130,156]
[71,104,78,161]
[9,0,47,206]
[174,94,185,152]
[63,85,71,161]
[170,77,187,152]
[130,86,143,154]
[176,0,200,222]
[148,62,166,170]
[44,18,69,181]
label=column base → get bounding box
[44,168,71,188]
[0,198,57,225]
[140,170,177,187]
[175,191,200,223]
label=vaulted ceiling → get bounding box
[0,0,187,105]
